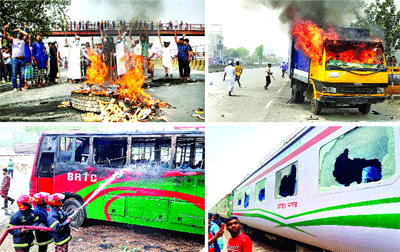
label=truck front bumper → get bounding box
[319,95,386,105]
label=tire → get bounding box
[291,84,305,104]
[311,97,323,115]
[62,198,87,228]
[358,104,371,115]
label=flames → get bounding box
[291,19,382,65]
[73,48,168,122]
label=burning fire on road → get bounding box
[71,49,168,122]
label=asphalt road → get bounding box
[0,67,205,122]
[207,67,400,122]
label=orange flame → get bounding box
[86,48,109,84]
[291,19,338,62]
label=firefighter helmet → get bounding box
[46,193,65,207]
[33,192,50,205]
[17,195,33,210]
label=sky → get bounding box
[207,0,400,59]
[206,124,301,209]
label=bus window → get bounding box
[93,137,127,168]
[255,179,266,203]
[275,162,298,199]
[75,137,90,164]
[37,152,54,178]
[175,137,204,169]
[131,137,172,168]
[59,137,75,164]
[319,127,395,191]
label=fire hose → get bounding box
[0,226,53,246]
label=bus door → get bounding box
[92,136,129,217]
[169,135,205,228]
[36,135,57,194]
[125,136,173,222]
[56,136,91,193]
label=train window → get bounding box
[236,191,242,206]
[275,162,298,199]
[255,179,266,203]
[244,187,251,208]
[93,137,128,168]
[319,127,395,191]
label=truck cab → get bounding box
[289,31,388,115]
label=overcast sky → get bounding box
[207,0,400,58]
[207,125,301,209]
[67,0,205,23]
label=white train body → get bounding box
[230,126,400,251]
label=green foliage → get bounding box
[351,0,400,57]
[0,0,71,38]
[255,44,265,62]
[231,47,250,58]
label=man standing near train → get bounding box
[226,217,252,252]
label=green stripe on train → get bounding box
[234,196,400,220]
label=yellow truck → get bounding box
[289,28,388,115]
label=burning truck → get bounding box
[289,20,388,115]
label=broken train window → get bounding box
[244,187,251,208]
[93,137,127,168]
[236,191,242,207]
[319,127,395,191]
[275,162,298,199]
[255,178,266,203]
[131,137,172,168]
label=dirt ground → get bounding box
[0,166,204,252]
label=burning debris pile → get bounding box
[72,50,168,122]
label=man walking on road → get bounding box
[1,168,14,209]
[265,63,273,90]
[223,60,236,96]
[226,217,252,252]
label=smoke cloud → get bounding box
[243,0,361,27]
[92,0,164,21]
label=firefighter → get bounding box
[9,195,38,252]
[47,193,75,252]
[33,192,53,252]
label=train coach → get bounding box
[210,126,400,251]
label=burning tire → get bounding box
[63,198,87,228]
[71,92,112,113]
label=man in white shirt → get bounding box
[223,60,236,96]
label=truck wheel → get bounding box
[358,104,371,115]
[311,97,322,115]
[62,198,87,228]
[291,85,305,103]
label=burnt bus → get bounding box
[29,130,205,234]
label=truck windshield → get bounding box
[325,40,385,71]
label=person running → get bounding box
[1,168,14,209]
[9,195,37,252]
[265,63,273,90]
[33,192,53,252]
[279,61,288,78]
[235,61,242,87]
[226,217,252,252]
[223,60,236,96]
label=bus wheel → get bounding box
[63,198,87,228]
[358,104,371,115]
[311,97,322,115]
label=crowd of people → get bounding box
[0,23,61,92]
[59,20,201,32]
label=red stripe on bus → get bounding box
[103,190,205,221]
[231,213,242,216]
[244,127,341,187]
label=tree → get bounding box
[351,0,400,57]
[232,47,250,59]
[255,45,265,62]
[0,0,71,38]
